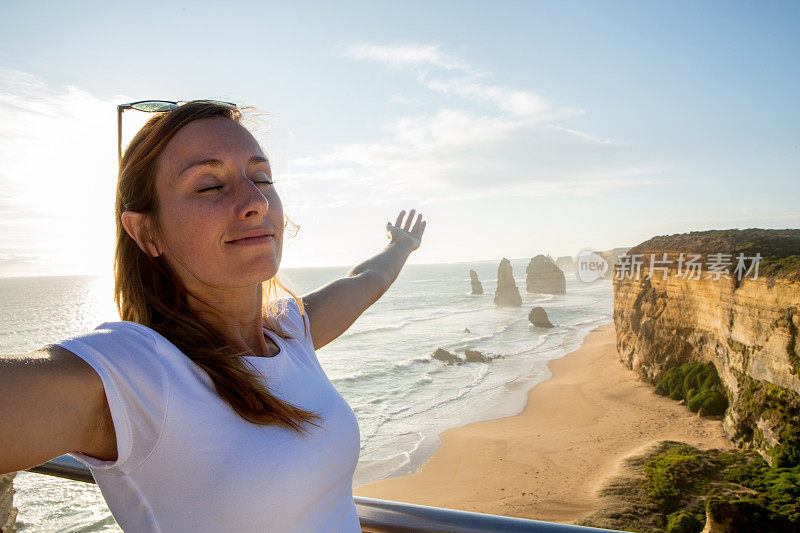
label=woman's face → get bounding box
[150,116,283,291]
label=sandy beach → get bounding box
[353,322,734,524]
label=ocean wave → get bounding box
[342,307,486,338]
[384,365,490,421]
[392,356,434,369]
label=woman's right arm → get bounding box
[0,345,109,475]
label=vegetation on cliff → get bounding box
[654,361,729,416]
[731,371,800,468]
[578,441,800,533]
[626,228,800,282]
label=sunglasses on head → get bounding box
[117,99,237,164]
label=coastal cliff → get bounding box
[613,229,800,462]
[0,473,16,533]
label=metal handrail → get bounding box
[24,456,620,532]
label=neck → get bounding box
[184,283,272,357]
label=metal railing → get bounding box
[26,456,620,532]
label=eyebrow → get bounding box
[178,155,270,179]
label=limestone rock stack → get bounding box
[493,258,522,307]
[526,254,566,294]
[528,307,554,328]
[469,269,483,295]
[555,255,574,274]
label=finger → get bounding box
[395,211,405,227]
[419,220,426,235]
[404,209,415,231]
[412,213,423,233]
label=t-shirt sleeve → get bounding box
[277,297,331,373]
[48,322,170,475]
[279,298,313,348]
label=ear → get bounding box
[121,211,162,257]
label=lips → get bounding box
[226,229,275,243]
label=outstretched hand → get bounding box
[386,209,426,252]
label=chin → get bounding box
[256,258,281,282]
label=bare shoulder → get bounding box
[29,345,118,461]
[0,344,120,472]
[28,344,104,388]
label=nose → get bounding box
[235,176,269,219]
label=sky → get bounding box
[0,0,798,276]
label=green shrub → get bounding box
[701,387,729,415]
[707,496,797,532]
[654,362,729,415]
[723,454,771,490]
[591,441,799,531]
[687,387,728,415]
[772,426,800,468]
[687,391,703,412]
[684,364,707,394]
[686,387,698,402]
[656,366,685,397]
[723,454,800,523]
[645,449,704,511]
[666,509,703,533]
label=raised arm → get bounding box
[0,346,114,475]
[301,209,426,351]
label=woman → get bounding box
[0,100,426,531]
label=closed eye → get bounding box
[197,185,224,193]
[196,180,274,193]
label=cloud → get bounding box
[299,42,656,209]
[389,94,423,105]
[345,42,582,120]
[0,68,126,276]
[286,107,655,207]
[344,43,472,72]
[417,72,584,120]
[0,252,47,265]
[290,109,656,203]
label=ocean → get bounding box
[1,260,612,531]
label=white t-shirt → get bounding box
[51,298,362,532]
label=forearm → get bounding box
[347,242,414,292]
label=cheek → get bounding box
[269,192,285,222]
[161,205,221,257]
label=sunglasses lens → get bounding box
[194,99,237,108]
[130,101,178,112]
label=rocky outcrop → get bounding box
[528,307,554,328]
[525,255,566,294]
[431,348,462,365]
[555,256,574,274]
[464,349,488,362]
[613,229,800,461]
[600,247,631,280]
[430,347,499,364]
[493,258,522,307]
[469,269,483,295]
[0,473,16,533]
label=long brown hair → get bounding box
[115,100,323,436]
